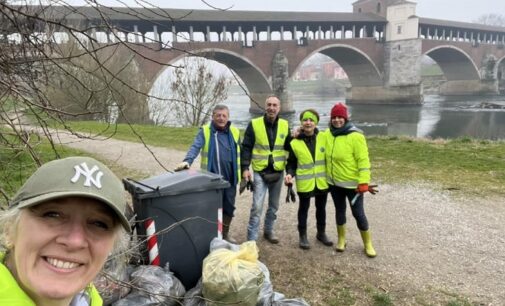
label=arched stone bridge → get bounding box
[132,38,387,112]
[13,1,505,113]
[133,37,505,113]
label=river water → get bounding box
[223,94,505,140]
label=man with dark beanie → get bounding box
[324,102,377,257]
[285,109,333,249]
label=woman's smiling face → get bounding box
[331,116,346,128]
[6,197,118,304]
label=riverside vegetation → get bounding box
[48,121,505,197]
[1,122,504,306]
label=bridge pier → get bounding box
[271,50,294,114]
[439,80,499,96]
[346,85,423,104]
[248,92,294,114]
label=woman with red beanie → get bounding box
[324,102,377,257]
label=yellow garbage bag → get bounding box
[202,241,264,306]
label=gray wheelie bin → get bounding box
[123,169,230,289]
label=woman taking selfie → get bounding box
[0,156,130,306]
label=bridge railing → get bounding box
[4,23,386,49]
[419,25,505,46]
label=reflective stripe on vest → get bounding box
[251,117,288,172]
[201,124,241,182]
[290,133,328,192]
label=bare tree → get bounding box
[474,14,505,27]
[168,56,231,127]
[0,1,183,201]
[44,37,151,124]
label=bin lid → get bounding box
[123,169,230,199]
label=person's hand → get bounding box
[174,161,190,172]
[284,174,293,186]
[368,185,378,194]
[291,126,302,138]
[242,169,252,182]
[357,183,369,193]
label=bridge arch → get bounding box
[294,44,383,87]
[157,48,271,98]
[494,55,505,79]
[423,45,480,81]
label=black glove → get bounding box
[285,183,296,203]
[239,180,254,195]
[239,180,247,195]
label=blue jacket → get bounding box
[184,121,240,185]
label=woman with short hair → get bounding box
[285,109,333,249]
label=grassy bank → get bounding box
[0,126,143,206]
[3,121,505,202]
[43,121,505,197]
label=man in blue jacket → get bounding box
[175,105,241,243]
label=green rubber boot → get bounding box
[336,225,346,252]
[360,230,377,258]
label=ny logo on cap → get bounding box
[71,162,104,188]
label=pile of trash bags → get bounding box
[96,238,309,306]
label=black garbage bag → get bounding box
[94,259,131,305]
[182,279,206,306]
[112,264,186,306]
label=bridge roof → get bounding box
[419,17,505,34]
[16,5,387,33]
[42,6,386,23]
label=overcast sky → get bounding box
[66,0,504,24]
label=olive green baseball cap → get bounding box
[10,156,130,231]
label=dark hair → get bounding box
[299,108,320,122]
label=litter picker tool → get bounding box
[351,184,378,206]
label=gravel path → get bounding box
[47,129,505,305]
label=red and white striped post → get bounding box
[144,218,160,266]
[217,207,223,239]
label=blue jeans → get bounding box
[247,171,284,240]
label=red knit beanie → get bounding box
[331,103,348,120]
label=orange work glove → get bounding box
[357,183,369,193]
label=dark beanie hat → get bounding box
[331,103,348,120]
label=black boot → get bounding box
[316,225,334,247]
[299,229,310,250]
[263,232,279,244]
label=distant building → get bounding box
[352,0,414,17]
[293,60,348,81]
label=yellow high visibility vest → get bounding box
[290,133,328,192]
[0,252,103,306]
[251,117,288,172]
[201,124,241,182]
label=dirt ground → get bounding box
[45,128,505,305]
